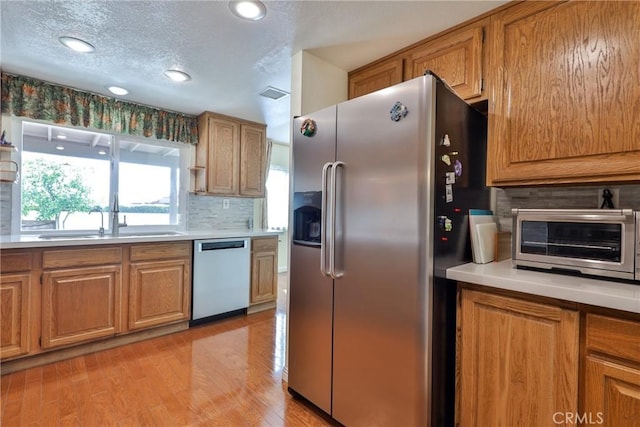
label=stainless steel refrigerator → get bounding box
[288,73,489,426]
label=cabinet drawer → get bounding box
[586,314,640,363]
[252,237,277,252]
[43,247,122,269]
[0,251,33,273]
[130,242,191,262]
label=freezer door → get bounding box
[332,76,435,426]
[288,106,337,414]
[292,106,338,193]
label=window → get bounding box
[265,167,289,229]
[16,120,188,234]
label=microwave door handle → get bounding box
[526,214,631,222]
[329,161,344,279]
[320,162,332,277]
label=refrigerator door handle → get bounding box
[329,161,345,279]
[320,162,333,277]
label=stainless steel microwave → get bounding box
[512,209,638,282]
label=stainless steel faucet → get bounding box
[111,194,127,236]
[89,206,105,236]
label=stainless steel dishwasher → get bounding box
[192,238,250,323]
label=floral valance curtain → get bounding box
[1,73,198,144]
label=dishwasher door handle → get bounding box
[199,240,247,251]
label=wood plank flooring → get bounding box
[0,275,336,426]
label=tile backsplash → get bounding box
[187,194,254,230]
[494,184,640,231]
[0,183,12,235]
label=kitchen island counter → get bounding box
[447,259,640,314]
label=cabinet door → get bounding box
[42,265,121,349]
[239,124,266,197]
[250,238,278,304]
[584,357,640,427]
[404,22,484,100]
[129,259,190,331]
[0,273,31,359]
[487,1,640,185]
[459,289,579,426]
[206,116,240,194]
[348,57,404,99]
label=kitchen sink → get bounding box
[38,233,101,239]
[37,231,185,239]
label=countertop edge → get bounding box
[0,229,283,249]
[447,259,640,314]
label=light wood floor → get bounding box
[0,273,335,426]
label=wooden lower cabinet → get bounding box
[0,242,193,367]
[41,265,121,349]
[129,259,191,331]
[458,288,579,426]
[250,237,278,305]
[583,314,640,426]
[0,273,31,359]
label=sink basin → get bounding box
[37,231,185,239]
[38,233,100,239]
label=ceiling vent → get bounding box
[259,86,289,100]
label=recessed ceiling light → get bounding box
[59,36,95,53]
[55,144,64,150]
[98,149,107,155]
[107,86,129,96]
[56,134,67,139]
[164,69,191,82]
[229,1,266,20]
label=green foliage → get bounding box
[21,158,93,227]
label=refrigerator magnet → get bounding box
[445,171,456,184]
[390,102,408,122]
[440,134,451,146]
[300,119,316,137]
[445,184,453,203]
[454,160,463,177]
[441,154,451,166]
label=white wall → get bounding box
[291,51,348,117]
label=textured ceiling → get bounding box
[0,1,507,143]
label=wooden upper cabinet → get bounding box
[458,289,579,426]
[487,1,640,185]
[196,112,267,197]
[240,124,267,197]
[348,56,404,99]
[404,20,485,100]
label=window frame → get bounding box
[11,117,189,236]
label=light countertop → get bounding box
[447,259,640,314]
[0,229,283,249]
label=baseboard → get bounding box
[0,321,189,375]
[282,364,289,383]
[247,300,276,314]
